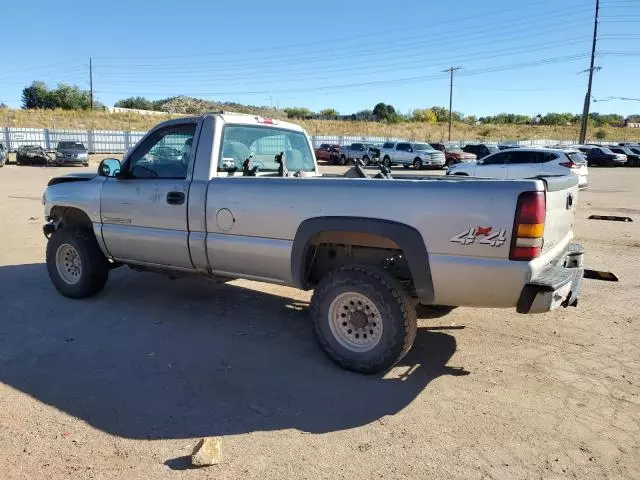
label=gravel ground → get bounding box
[0,158,638,480]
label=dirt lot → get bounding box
[0,158,638,480]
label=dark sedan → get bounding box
[610,146,640,167]
[585,146,627,167]
[16,145,52,166]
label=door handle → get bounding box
[166,191,185,205]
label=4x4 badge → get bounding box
[451,227,507,247]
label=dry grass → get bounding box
[2,108,639,143]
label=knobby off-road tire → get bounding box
[46,227,109,298]
[310,265,417,374]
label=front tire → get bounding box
[413,158,423,169]
[46,227,109,298]
[340,155,348,166]
[382,156,391,168]
[362,155,370,166]
[310,265,417,374]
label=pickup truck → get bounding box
[42,113,585,374]
[379,141,446,169]
[338,142,377,166]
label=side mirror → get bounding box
[408,148,413,153]
[98,158,121,177]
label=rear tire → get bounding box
[46,227,109,299]
[310,265,417,374]
[382,156,391,168]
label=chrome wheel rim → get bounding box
[56,243,82,285]
[328,292,383,352]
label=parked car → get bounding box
[16,145,52,166]
[584,146,627,167]
[41,113,586,373]
[338,142,378,166]
[447,148,589,189]
[379,141,446,169]
[443,145,476,166]
[55,141,89,166]
[462,143,500,159]
[609,146,640,167]
[314,143,340,162]
[0,144,6,167]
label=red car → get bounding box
[444,145,476,166]
[430,143,476,166]
[314,143,340,162]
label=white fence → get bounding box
[0,127,625,153]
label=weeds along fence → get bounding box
[0,127,623,153]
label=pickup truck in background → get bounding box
[338,142,378,166]
[379,141,446,169]
[42,113,585,374]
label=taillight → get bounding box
[510,191,545,261]
[559,160,578,169]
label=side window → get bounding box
[396,143,410,152]
[382,142,393,149]
[352,143,363,150]
[543,153,559,163]
[483,152,508,165]
[508,151,534,164]
[592,148,601,155]
[126,124,195,179]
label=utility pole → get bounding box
[89,57,94,110]
[442,67,461,141]
[579,0,600,144]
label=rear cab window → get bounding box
[219,125,315,173]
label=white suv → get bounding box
[446,148,588,189]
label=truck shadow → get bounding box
[0,263,467,440]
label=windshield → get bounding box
[600,147,613,154]
[58,142,86,150]
[219,125,315,173]
[412,143,435,151]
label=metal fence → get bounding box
[0,126,626,153]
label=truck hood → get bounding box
[47,172,96,186]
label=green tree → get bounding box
[115,96,156,110]
[283,107,313,118]
[319,108,338,116]
[21,81,55,109]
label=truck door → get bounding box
[395,142,411,164]
[100,122,197,268]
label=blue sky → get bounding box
[0,0,638,116]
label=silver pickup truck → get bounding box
[42,113,585,373]
[338,142,378,166]
[380,141,446,169]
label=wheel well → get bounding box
[453,172,468,176]
[49,207,93,230]
[303,231,414,292]
[414,157,422,162]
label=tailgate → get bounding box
[541,176,579,254]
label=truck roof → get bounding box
[217,112,305,132]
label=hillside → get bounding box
[2,108,639,143]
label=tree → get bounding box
[319,108,338,117]
[21,81,92,110]
[465,115,478,125]
[355,109,374,121]
[595,129,607,140]
[410,108,437,123]
[372,102,400,123]
[115,96,156,110]
[283,107,313,118]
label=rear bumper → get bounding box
[516,243,584,314]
